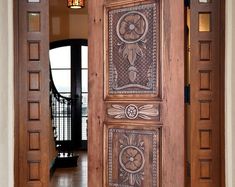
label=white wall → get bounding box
[0,0,14,187]
[225,0,235,186]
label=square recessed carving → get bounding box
[107,127,160,187]
[200,130,211,149]
[199,12,211,32]
[28,161,40,181]
[199,70,211,90]
[107,2,160,96]
[29,71,40,91]
[199,41,211,61]
[28,41,40,61]
[28,101,40,121]
[200,159,212,179]
[28,12,40,32]
[28,131,40,151]
[200,101,211,120]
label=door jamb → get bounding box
[14,0,19,186]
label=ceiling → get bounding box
[50,0,88,15]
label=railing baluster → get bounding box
[49,74,72,148]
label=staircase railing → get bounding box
[50,72,72,142]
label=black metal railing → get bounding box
[50,73,72,142]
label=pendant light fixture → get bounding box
[68,0,85,9]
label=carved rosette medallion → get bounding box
[108,2,159,94]
[116,11,148,44]
[118,135,145,186]
[119,146,145,173]
[125,104,139,119]
[108,128,160,187]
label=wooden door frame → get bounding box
[13,0,225,187]
[14,0,19,186]
[221,0,226,185]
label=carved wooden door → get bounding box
[88,0,184,187]
[15,0,50,186]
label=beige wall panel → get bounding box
[226,0,235,186]
[49,1,88,41]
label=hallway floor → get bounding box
[50,151,87,187]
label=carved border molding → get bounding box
[108,128,159,187]
[107,104,160,120]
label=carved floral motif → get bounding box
[119,134,145,186]
[108,3,159,94]
[125,104,138,119]
[117,11,148,43]
[108,104,159,120]
[108,128,159,187]
[120,146,144,172]
[117,11,148,83]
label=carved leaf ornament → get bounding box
[108,104,159,120]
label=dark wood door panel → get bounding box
[89,0,184,187]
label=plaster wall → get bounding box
[225,0,235,186]
[50,14,88,42]
[49,1,88,42]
